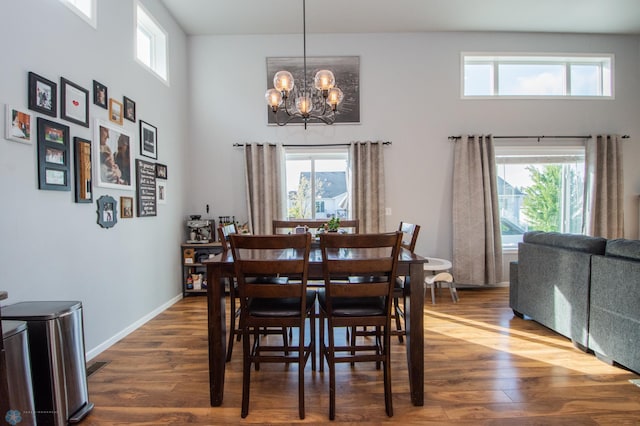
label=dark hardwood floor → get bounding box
[85,287,640,424]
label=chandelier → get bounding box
[264,0,344,128]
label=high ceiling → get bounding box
[161,0,640,36]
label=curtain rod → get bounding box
[448,135,630,141]
[233,141,392,148]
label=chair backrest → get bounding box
[272,219,360,235]
[319,232,402,302]
[218,222,238,251]
[229,233,312,301]
[398,222,420,252]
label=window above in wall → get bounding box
[59,0,96,28]
[136,2,168,84]
[462,53,613,99]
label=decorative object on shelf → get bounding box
[123,96,136,122]
[28,71,57,117]
[264,0,355,128]
[93,80,108,109]
[108,98,123,125]
[37,118,70,191]
[60,77,89,127]
[135,159,157,217]
[73,137,92,203]
[186,219,213,243]
[139,120,157,159]
[5,104,32,144]
[120,196,133,218]
[155,163,167,179]
[183,248,195,264]
[93,119,134,190]
[96,195,117,228]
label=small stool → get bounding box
[425,272,458,304]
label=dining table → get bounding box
[203,246,429,407]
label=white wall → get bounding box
[0,0,189,357]
[188,31,640,260]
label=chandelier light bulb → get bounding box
[314,70,335,91]
[295,95,314,115]
[265,89,283,110]
[273,71,295,93]
[326,87,344,109]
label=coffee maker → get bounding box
[186,216,214,243]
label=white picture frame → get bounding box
[157,180,167,204]
[5,104,32,144]
[93,119,134,191]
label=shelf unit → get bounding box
[181,242,223,296]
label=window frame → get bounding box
[59,0,97,29]
[462,52,614,100]
[135,1,169,85]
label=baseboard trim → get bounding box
[85,293,183,361]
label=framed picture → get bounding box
[61,78,89,127]
[93,119,134,190]
[157,180,167,204]
[109,98,123,125]
[37,117,70,191]
[74,137,92,203]
[97,195,117,228]
[93,80,108,109]
[120,196,134,218]
[5,105,32,144]
[266,56,360,125]
[155,163,167,179]
[139,120,157,159]
[123,96,136,122]
[136,159,157,217]
[28,72,57,117]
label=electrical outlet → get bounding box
[385,207,392,216]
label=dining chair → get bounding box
[318,231,402,419]
[229,233,316,419]
[218,223,242,362]
[272,219,360,235]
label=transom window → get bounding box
[285,149,350,220]
[135,2,168,84]
[59,0,96,28]
[463,53,613,98]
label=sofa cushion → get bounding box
[605,239,640,261]
[523,231,606,254]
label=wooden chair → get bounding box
[229,233,316,419]
[272,219,360,235]
[218,223,242,362]
[318,232,402,420]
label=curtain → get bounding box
[243,143,284,235]
[452,135,502,285]
[350,141,386,233]
[583,134,624,238]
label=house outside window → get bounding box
[495,144,586,249]
[285,149,350,220]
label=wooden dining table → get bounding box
[204,246,428,407]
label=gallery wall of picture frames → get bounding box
[5,70,169,227]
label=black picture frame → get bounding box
[37,117,70,191]
[28,72,57,117]
[93,80,108,109]
[74,137,93,203]
[61,77,89,127]
[139,120,157,159]
[155,163,167,179]
[136,159,157,217]
[123,96,136,122]
[97,195,117,228]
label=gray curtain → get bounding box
[243,143,284,235]
[350,141,386,233]
[452,135,502,285]
[584,134,624,238]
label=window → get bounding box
[135,3,168,83]
[463,54,613,98]
[59,0,96,28]
[285,149,350,220]
[495,144,585,249]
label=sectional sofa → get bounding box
[509,231,640,374]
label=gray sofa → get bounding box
[510,231,640,374]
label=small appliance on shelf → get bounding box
[186,215,214,243]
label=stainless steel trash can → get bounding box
[1,301,94,425]
[2,320,36,425]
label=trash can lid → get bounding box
[2,320,27,339]
[1,301,82,320]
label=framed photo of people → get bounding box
[93,119,134,191]
[28,72,57,117]
[5,105,32,144]
[37,118,70,191]
[139,120,157,159]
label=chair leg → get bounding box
[299,322,306,419]
[328,322,336,420]
[241,326,251,418]
[393,296,404,343]
[319,311,325,372]
[383,326,393,417]
[430,283,436,304]
[449,281,459,303]
[226,279,236,362]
